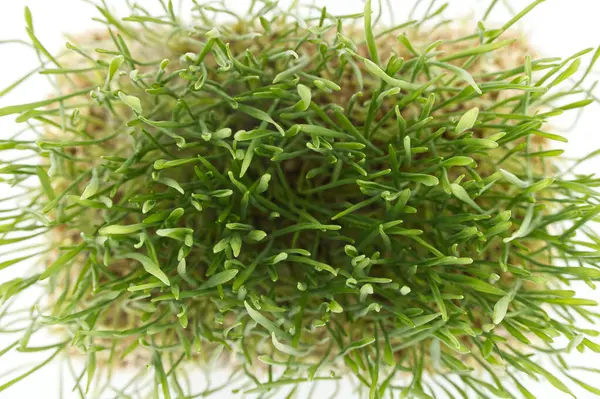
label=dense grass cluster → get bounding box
[1,0,600,397]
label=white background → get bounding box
[1,0,599,398]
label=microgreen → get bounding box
[0,0,599,398]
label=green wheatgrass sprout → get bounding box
[1,0,600,397]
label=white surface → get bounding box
[1,1,599,398]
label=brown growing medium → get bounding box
[44,23,545,371]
